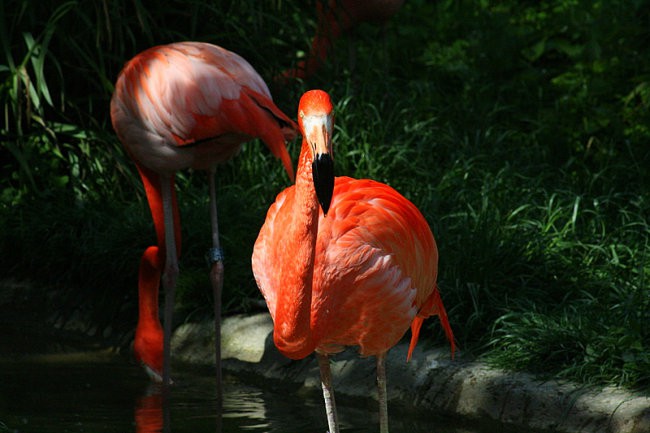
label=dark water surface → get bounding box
[0,349,510,433]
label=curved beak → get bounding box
[305,115,334,215]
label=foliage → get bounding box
[0,0,648,390]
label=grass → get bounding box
[1,0,648,391]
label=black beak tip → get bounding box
[312,154,334,215]
[321,200,331,216]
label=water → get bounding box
[0,352,502,433]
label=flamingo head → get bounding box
[298,90,335,215]
[134,323,164,383]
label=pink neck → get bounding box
[134,246,163,368]
[137,247,161,328]
[272,140,320,359]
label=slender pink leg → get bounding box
[207,168,224,404]
[317,352,340,433]
[377,352,389,433]
[160,175,179,387]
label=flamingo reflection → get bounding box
[135,385,166,433]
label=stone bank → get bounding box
[172,313,650,433]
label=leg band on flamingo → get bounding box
[206,247,225,265]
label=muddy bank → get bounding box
[172,313,650,433]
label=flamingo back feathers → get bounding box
[111,42,296,179]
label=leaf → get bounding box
[522,38,547,62]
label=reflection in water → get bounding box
[133,375,273,433]
[131,372,319,433]
[222,387,268,430]
[0,354,493,433]
[134,381,229,433]
[135,385,164,433]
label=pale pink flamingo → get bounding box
[110,42,297,388]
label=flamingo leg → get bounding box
[317,352,340,433]
[207,168,224,404]
[160,174,179,387]
[376,352,389,433]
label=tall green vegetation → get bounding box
[1,0,648,390]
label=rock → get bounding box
[172,313,650,433]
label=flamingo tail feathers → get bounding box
[407,285,456,362]
[407,316,424,362]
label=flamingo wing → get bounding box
[311,176,441,356]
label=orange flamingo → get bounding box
[280,0,404,81]
[252,90,455,433]
[110,42,298,387]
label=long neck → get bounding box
[134,246,163,369]
[136,246,162,334]
[272,139,320,360]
